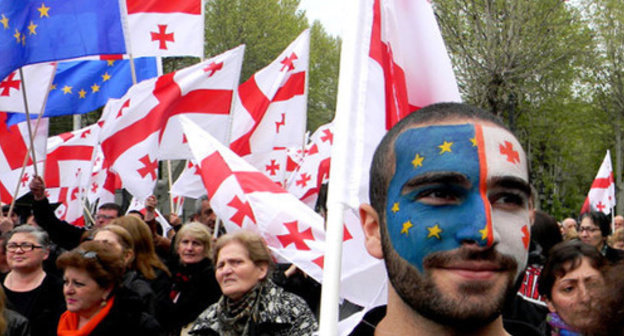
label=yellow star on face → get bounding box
[27,21,37,35]
[91,83,100,93]
[107,60,115,66]
[438,141,453,154]
[62,85,72,94]
[38,3,50,18]
[479,225,489,241]
[427,224,442,239]
[411,153,424,168]
[401,220,413,236]
[470,137,478,147]
[13,29,20,43]
[78,89,86,99]
[391,202,400,213]
[101,72,111,82]
[0,14,9,29]
[50,83,56,90]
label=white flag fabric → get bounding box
[98,45,244,198]
[44,124,99,189]
[125,0,204,57]
[86,147,119,206]
[230,29,309,184]
[126,197,173,235]
[581,150,616,215]
[170,160,205,199]
[0,63,56,114]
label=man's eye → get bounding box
[414,188,462,205]
[489,192,526,209]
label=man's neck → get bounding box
[375,285,510,336]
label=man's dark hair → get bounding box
[580,211,611,237]
[369,102,506,220]
[98,203,122,217]
[537,240,606,300]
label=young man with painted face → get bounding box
[359,103,534,335]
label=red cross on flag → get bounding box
[581,150,616,215]
[170,159,205,199]
[229,30,309,168]
[98,45,244,198]
[0,63,56,114]
[125,0,203,57]
[180,116,326,282]
[86,148,120,206]
[44,124,99,189]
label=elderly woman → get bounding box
[579,211,624,263]
[163,222,221,334]
[56,240,161,335]
[537,240,607,335]
[1,225,65,336]
[189,230,317,336]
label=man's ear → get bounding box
[545,298,556,313]
[359,204,383,259]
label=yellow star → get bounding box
[27,21,37,35]
[91,83,100,93]
[62,85,72,94]
[107,60,115,66]
[0,14,9,30]
[438,141,453,154]
[78,89,87,99]
[470,137,478,147]
[13,29,20,43]
[21,34,25,46]
[50,83,56,90]
[391,202,400,213]
[427,224,442,240]
[38,3,50,18]
[479,225,489,241]
[401,220,413,236]
[101,72,111,82]
[411,153,424,168]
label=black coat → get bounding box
[4,309,30,336]
[32,197,86,251]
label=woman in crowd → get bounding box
[111,216,171,321]
[56,240,161,335]
[609,228,624,250]
[0,286,29,336]
[163,222,221,335]
[538,240,607,335]
[92,224,156,315]
[1,225,65,336]
[578,211,624,263]
[189,230,317,336]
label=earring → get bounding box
[100,298,107,307]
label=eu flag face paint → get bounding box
[386,123,530,274]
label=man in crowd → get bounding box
[359,103,536,335]
[29,175,121,250]
[614,215,624,231]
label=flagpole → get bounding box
[18,68,38,177]
[319,0,371,334]
[167,160,175,213]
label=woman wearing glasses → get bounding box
[578,211,624,264]
[56,240,162,335]
[1,225,65,336]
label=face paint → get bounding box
[386,123,530,274]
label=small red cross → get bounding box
[203,62,223,77]
[91,182,98,193]
[75,168,82,178]
[275,113,286,133]
[227,195,256,227]
[20,172,30,187]
[280,52,298,72]
[499,141,520,164]
[296,173,311,188]
[595,201,606,212]
[0,72,21,96]
[136,155,158,180]
[265,160,280,176]
[277,221,314,250]
[80,129,91,138]
[116,99,130,118]
[71,187,79,201]
[150,25,174,50]
[320,128,333,144]
[521,225,530,250]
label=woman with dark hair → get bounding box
[537,240,607,335]
[2,225,65,336]
[189,230,317,336]
[56,240,161,335]
[579,211,624,263]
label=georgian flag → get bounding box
[125,0,203,57]
[581,150,616,215]
[170,160,205,199]
[181,116,327,281]
[86,148,120,206]
[44,124,99,189]
[0,63,56,113]
[98,45,244,198]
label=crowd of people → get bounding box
[0,102,622,335]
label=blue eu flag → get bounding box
[0,0,126,82]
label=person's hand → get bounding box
[168,213,182,227]
[29,175,46,201]
[0,216,14,234]
[284,264,298,278]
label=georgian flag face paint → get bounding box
[386,123,530,276]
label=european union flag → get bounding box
[0,0,126,82]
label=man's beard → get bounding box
[383,236,518,330]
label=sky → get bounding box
[297,0,344,37]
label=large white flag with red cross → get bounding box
[125,0,203,57]
[98,45,245,198]
[0,63,56,114]
[181,116,327,281]
[229,29,309,184]
[581,150,616,215]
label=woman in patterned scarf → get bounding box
[189,230,317,336]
